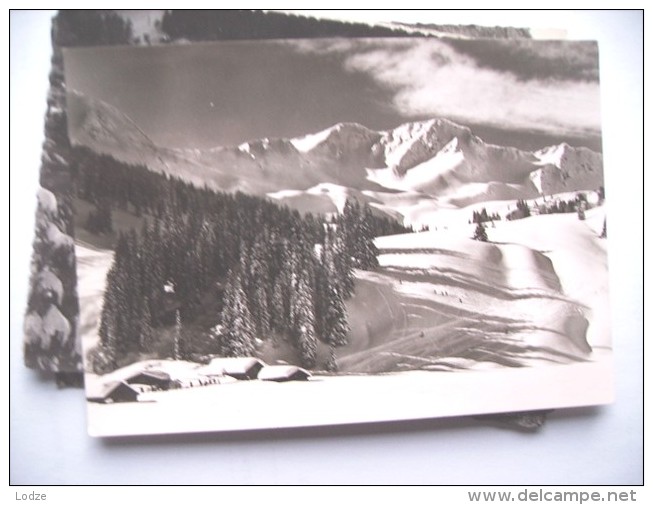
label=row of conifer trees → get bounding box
[73,147,409,371]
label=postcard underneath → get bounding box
[62,37,612,436]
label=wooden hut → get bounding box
[206,357,265,380]
[125,370,171,390]
[87,381,139,404]
[257,365,311,382]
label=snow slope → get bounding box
[337,208,609,373]
[488,206,609,348]
[75,242,115,351]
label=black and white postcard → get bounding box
[63,36,613,436]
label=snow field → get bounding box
[339,207,609,372]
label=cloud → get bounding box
[288,38,602,138]
[445,39,600,82]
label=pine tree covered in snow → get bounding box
[325,223,354,299]
[173,306,185,360]
[358,205,380,270]
[241,239,272,337]
[341,199,359,263]
[292,275,318,368]
[323,282,350,349]
[319,225,350,349]
[98,231,157,359]
[339,198,379,271]
[219,269,256,357]
[24,188,80,371]
[270,276,289,333]
[139,302,156,352]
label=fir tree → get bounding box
[357,204,380,270]
[140,220,165,326]
[516,199,531,218]
[251,284,271,337]
[292,275,318,368]
[219,269,256,357]
[139,302,156,353]
[242,239,272,337]
[324,224,354,299]
[173,307,184,360]
[340,198,379,271]
[473,222,488,242]
[323,281,350,348]
[341,198,360,262]
[600,217,607,238]
[320,227,351,348]
[326,345,338,372]
[473,208,491,224]
[270,277,289,333]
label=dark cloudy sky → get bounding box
[64,37,602,151]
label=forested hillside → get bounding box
[72,146,410,372]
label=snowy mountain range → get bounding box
[67,91,603,226]
[68,90,609,380]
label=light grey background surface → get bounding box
[9,10,643,484]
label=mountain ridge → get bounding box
[66,91,604,225]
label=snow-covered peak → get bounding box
[381,118,474,174]
[529,142,603,195]
[67,90,156,154]
[533,143,570,169]
[440,136,459,154]
[291,122,379,154]
[325,121,376,135]
[382,119,437,169]
[291,127,333,153]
